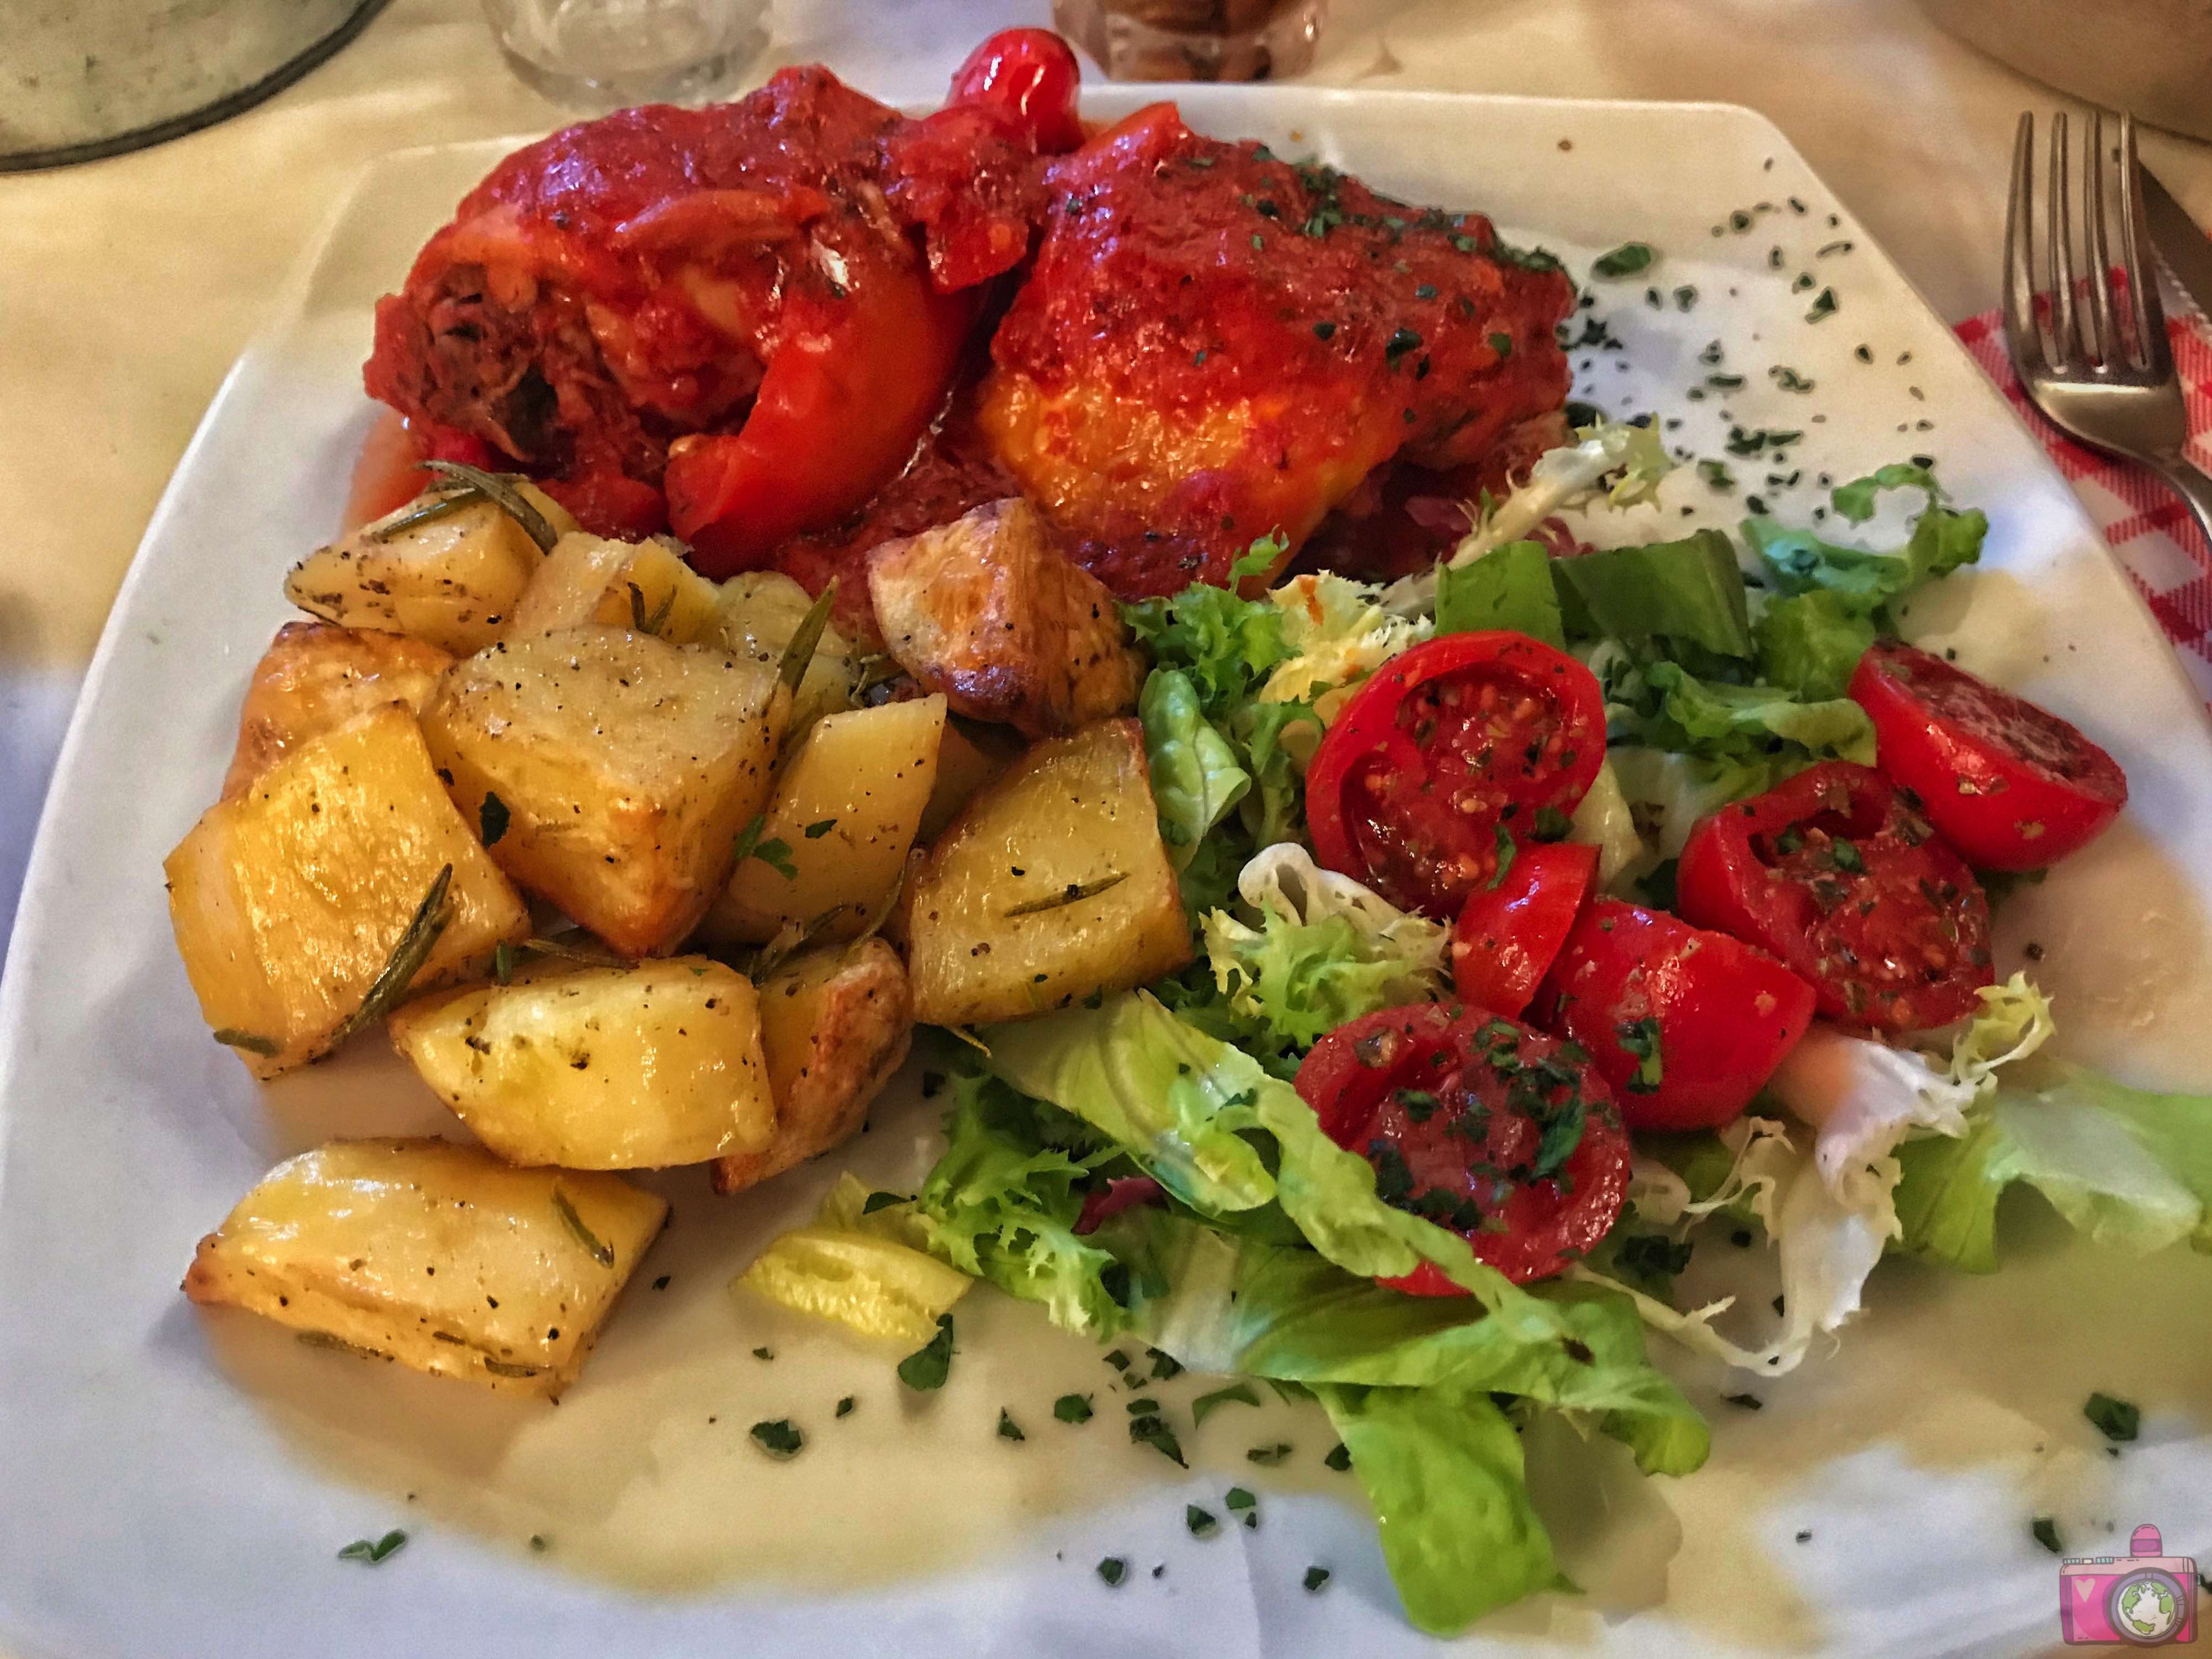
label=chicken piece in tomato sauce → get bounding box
[976,103,1577,600]
[363,66,1046,553]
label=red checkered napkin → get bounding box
[1954,303,2212,704]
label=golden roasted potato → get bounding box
[906,718,1190,1026]
[712,937,914,1195]
[697,696,945,947]
[389,957,775,1168]
[916,717,1022,845]
[222,622,453,799]
[421,626,781,957]
[867,497,1144,739]
[183,1138,665,1398]
[714,571,855,732]
[505,532,724,645]
[283,490,563,654]
[166,704,531,1078]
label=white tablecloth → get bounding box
[3,0,2209,959]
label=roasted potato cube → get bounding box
[867,497,1144,739]
[166,704,532,1078]
[389,957,775,1168]
[697,696,945,947]
[506,532,724,645]
[183,1138,665,1398]
[713,571,856,732]
[421,627,781,956]
[222,622,453,799]
[906,718,1190,1026]
[712,937,915,1195]
[917,717,1022,845]
[284,492,552,654]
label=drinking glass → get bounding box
[481,0,768,109]
[1051,0,1328,81]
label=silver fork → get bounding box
[2004,108,2212,545]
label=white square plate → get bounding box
[3,87,2210,1659]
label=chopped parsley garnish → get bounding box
[1054,1393,1095,1424]
[1324,1442,1352,1471]
[1102,1349,1131,1370]
[1616,1017,1664,1093]
[836,1396,856,1418]
[2084,1392,2140,1443]
[1191,1382,1261,1425]
[751,1346,774,1361]
[1129,1412,1188,1466]
[478,792,510,846]
[1384,327,1423,367]
[1146,1347,1185,1381]
[1698,459,1736,491]
[1096,1556,1128,1587]
[1590,241,1655,278]
[803,818,837,839]
[2032,1516,2063,1554]
[998,1409,1026,1443]
[1312,320,1336,341]
[1187,1505,1220,1538]
[861,1190,908,1214]
[749,1419,804,1460]
[1247,1443,1293,1466]
[337,1530,407,1565]
[897,1313,954,1392]
[1616,1231,1693,1284]
[1303,1566,1332,1592]
[1805,287,1839,322]
[1721,1392,1764,1411]
[1531,804,1573,842]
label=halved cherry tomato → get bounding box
[1295,1002,1630,1291]
[1849,639,2126,871]
[1450,840,1599,1017]
[1306,632,1606,920]
[1677,761,1993,1033]
[948,28,1085,154]
[1532,898,1815,1132]
[665,275,976,575]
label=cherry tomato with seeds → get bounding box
[1677,760,1993,1033]
[947,28,1085,154]
[1849,639,2126,871]
[1532,898,1816,1132]
[1450,840,1599,1017]
[1295,1002,1630,1292]
[1306,632,1608,920]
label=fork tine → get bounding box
[2047,111,2081,364]
[2084,109,2115,365]
[2116,112,2171,375]
[2003,112,2044,374]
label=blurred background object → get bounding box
[0,0,388,172]
[1052,0,1327,80]
[1917,0,2212,141]
[480,0,768,108]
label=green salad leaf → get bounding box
[1197,845,1447,1051]
[1754,589,1877,701]
[1896,1059,2212,1268]
[1744,463,1985,618]
[1313,1384,1556,1631]
[1551,529,1755,659]
[1434,540,1565,646]
[1139,670,1250,878]
[1636,660,1875,765]
[911,1072,1133,1334]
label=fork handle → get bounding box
[2150,452,2212,554]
